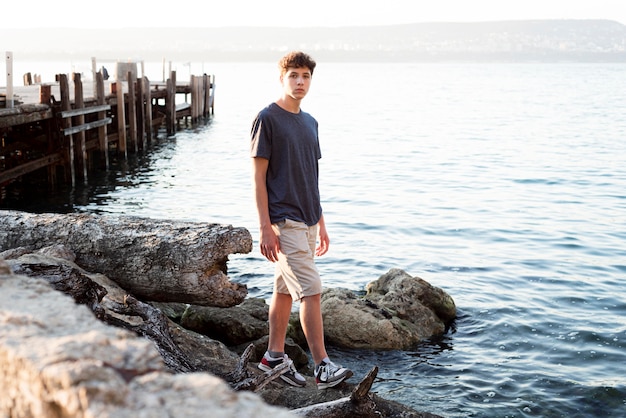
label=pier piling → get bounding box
[1,58,215,193]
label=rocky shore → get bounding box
[0,210,455,417]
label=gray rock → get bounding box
[180,298,269,346]
[321,269,456,350]
[367,268,456,322]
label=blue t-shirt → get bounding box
[250,103,322,226]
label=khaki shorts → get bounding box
[272,219,322,301]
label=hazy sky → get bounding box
[4,0,626,28]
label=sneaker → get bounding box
[258,353,307,387]
[314,360,353,389]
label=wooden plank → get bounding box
[63,118,112,136]
[58,104,110,118]
[0,107,53,128]
[176,103,191,119]
[0,153,63,184]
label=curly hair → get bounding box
[278,51,317,75]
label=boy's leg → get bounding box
[260,290,307,387]
[268,291,292,353]
[301,293,353,389]
[300,293,327,365]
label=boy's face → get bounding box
[280,66,312,100]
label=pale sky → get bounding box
[4,0,626,28]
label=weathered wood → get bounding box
[73,72,88,182]
[62,117,112,136]
[143,76,153,141]
[103,294,195,373]
[5,251,194,373]
[39,84,51,105]
[291,367,378,417]
[5,52,14,109]
[10,257,108,318]
[1,63,215,187]
[0,210,252,307]
[115,81,127,156]
[58,104,112,147]
[127,71,138,153]
[189,75,204,123]
[203,74,212,117]
[226,344,290,392]
[351,365,378,402]
[165,78,176,136]
[165,73,175,136]
[209,74,215,114]
[136,76,146,149]
[59,104,110,118]
[59,73,75,186]
[96,70,109,168]
[0,153,63,185]
[287,365,438,418]
[0,105,52,128]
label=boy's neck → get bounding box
[276,96,301,114]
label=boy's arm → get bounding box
[316,213,330,256]
[253,157,280,262]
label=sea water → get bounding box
[2,61,625,417]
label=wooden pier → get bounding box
[1,61,215,189]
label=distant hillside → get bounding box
[4,19,626,62]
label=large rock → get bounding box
[179,298,270,346]
[0,262,295,418]
[366,268,456,322]
[321,269,456,350]
[0,210,252,307]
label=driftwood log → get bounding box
[291,367,379,417]
[7,251,196,374]
[0,210,251,306]
[226,344,290,392]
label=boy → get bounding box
[250,51,352,389]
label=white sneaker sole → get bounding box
[316,370,353,389]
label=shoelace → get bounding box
[317,361,338,376]
[327,362,340,374]
[283,356,297,373]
